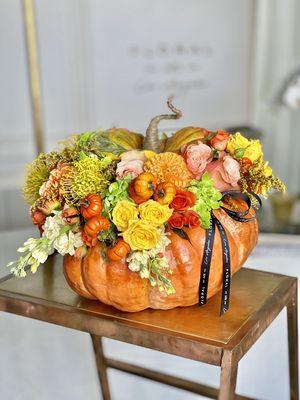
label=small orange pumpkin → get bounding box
[107,239,130,261]
[128,181,148,204]
[153,182,176,205]
[80,194,102,219]
[84,215,110,237]
[133,172,157,200]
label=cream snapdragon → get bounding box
[126,229,174,294]
[7,212,83,276]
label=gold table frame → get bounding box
[0,259,298,400]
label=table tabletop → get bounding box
[0,254,296,366]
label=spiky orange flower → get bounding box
[144,152,192,188]
[39,162,71,200]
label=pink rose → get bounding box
[205,154,241,192]
[182,142,213,178]
[116,159,144,179]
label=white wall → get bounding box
[1,0,300,231]
[0,0,257,230]
[0,0,255,176]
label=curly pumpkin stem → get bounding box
[143,97,182,153]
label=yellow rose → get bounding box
[112,200,138,231]
[122,220,160,250]
[226,132,249,156]
[227,132,263,162]
[244,141,263,163]
[139,200,173,226]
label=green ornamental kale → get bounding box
[188,172,222,229]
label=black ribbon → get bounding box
[199,191,261,315]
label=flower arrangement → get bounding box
[8,99,284,313]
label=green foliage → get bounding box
[188,172,222,229]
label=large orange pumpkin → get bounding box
[63,199,258,312]
[63,99,259,312]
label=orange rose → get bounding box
[184,210,200,229]
[168,212,185,229]
[170,189,196,211]
[210,130,229,151]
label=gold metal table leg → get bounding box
[91,335,111,400]
[287,284,299,400]
[218,350,238,400]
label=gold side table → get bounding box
[0,256,298,400]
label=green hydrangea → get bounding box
[188,172,222,229]
[103,177,132,216]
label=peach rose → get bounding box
[205,153,241,192]
[182,142,213,178]
[116,159,144,179]
[116,150,146,179]
[120,150,146,162]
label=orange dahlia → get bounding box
[143,152,192,188]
